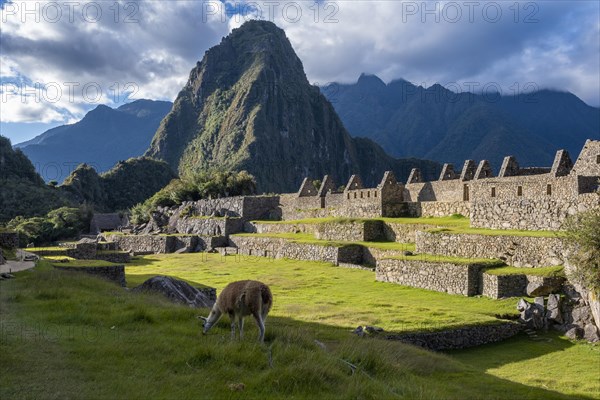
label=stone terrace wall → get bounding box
[0,232,19,249]
[471,193,599,231]
[383,223,446,243]
[415,231,565,267]
[315,220,384,242]
[228,236,362,265]
[174,217,243,236]
[106,234,226,254]
[53,264,126,287]
[376,259,484,296]
[418,201,471,218]
[385,322,522,350]
[481,273,527,299]
[244,222,317,235]
[169,196,280,221]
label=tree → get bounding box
[563,204,600,294]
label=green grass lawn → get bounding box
[232,232,416,252]
[26,246,68,253]
[484,265,565,277]
[126,253,515,333]
[451,332,600,398]
[385,253,505,266]
[1,259,597,399]
[50,260,121,268]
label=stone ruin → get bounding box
[280,139,600,230]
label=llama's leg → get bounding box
[229,312,236,340]
[254,312,265,343]
[238,316,245,339]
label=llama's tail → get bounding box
[260,284,273,313]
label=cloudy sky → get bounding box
[1,0,599,144]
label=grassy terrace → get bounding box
[252,216,562,238]
[232,232,416,252]
[50,260,121,268]
[1,256,597,399]
[253,215,471,227]
[484,265,565,278]
[426,227,563,238]
[384,254,505,266]
[126,253,515,333]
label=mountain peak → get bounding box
[146,21,436,192]
[357,73,386,88]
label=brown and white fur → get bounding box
[199,280,273,342]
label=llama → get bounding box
[199,280,273,342]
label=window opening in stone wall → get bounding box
[491,187,496,197]
[547,184,552,196]
[463,184,469,201]
[597,154,600,164]
[517,186,523,196]
[374,191,378,198]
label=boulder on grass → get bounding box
[133,276,216,308]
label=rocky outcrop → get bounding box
[517,291,600,342]
[132,276,216,308]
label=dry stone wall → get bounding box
[53,264,126,287]
[174,217,243,236]
[376,259,484,296]
[228,236,362,265]
[315,220,384,242]
[386,322,522,350]
[244,222,316,235]
[481,273,528,299]
[415,231,565,267]
[471,193,599,231]
[106,234,226,254]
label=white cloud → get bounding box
[0,0,598,128]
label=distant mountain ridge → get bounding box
[146,20,439,193]
[321,74,600,169]
[15,99,173,184]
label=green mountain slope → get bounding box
[323,75,599,168]
[147,21,439,192]
[15,99,172,184]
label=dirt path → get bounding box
[0,250,37,274]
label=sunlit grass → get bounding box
[1,259,595,399]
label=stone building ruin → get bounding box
[281,139,600,230]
